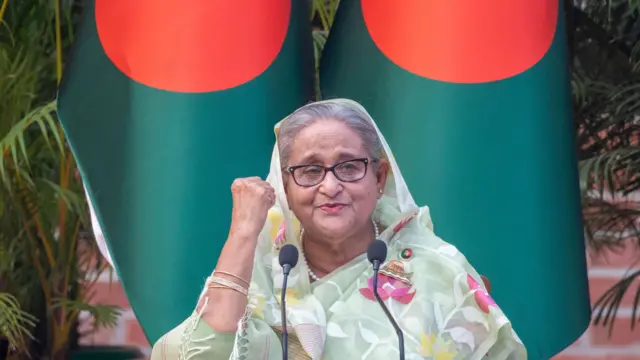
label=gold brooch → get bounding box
[379,260,413,286]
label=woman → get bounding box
[150,99,527,359]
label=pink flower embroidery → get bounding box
[467,274,497,313]
[274,222,286,249]
[359,274,416,304]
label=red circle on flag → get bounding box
[361,0,558,83]
[95,0,290,93]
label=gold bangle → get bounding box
[213,270,250,287]
[207,284,247,296]
[207,276,248,296]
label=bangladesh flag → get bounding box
[57,0,313,342]
[320,0,589,358]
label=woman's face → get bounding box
[284,118,388,241]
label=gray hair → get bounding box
[277,101,384,167]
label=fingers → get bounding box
[231,177,271,189]
[244,178,276,197]
[265,191,276,207]
[231,177,276,205]
[244,176,262,182]
[253,180,275,205]
[259,181,276,206]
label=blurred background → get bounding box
[2,0,640,359]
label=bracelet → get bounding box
[212,270,250,288]
[207,284,247,296]
[206,276,248,296]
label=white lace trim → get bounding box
[229,305,252,360]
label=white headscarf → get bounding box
[266,98,427,248]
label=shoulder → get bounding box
[385,209,526,357]
[391,207,470,269]
[388,206,488,293]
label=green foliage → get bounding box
[0,1,119,358]
[0,293,37,356]
[50,298,121,330]
[309,0,338,99]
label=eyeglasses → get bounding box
[287,158,378,187]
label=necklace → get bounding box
[300,219,380,281]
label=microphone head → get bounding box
[367,240,387,264]
[279,244,299,268]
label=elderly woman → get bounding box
[150,99,526,360]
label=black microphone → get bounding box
[278,244,299,360]
[367,240,405,360]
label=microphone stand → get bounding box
[280,264,291,360]
[278,244,298,360]
[372,260,405,360]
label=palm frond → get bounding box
[583,193,640,250]
[580,147,640,193]
[50,298,121,330]
[0,101,63,188]
[0,292,37,354]
[593,269,640,336]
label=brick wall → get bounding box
[85,245,640,359]
[80,271,151,357]
[552,243,640,360]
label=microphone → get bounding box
[367,240,405,360]
[278,244,299,360]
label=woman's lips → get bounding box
[319,204,346,214]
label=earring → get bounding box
[379,189,383,195]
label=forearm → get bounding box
[197,231,258,333]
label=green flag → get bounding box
[320,1,589,357]
[57,0,313,342]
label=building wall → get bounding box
[552,244,640,360]
[83,245,640,359]
[80,272,151,358]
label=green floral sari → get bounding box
[150,99,527,360]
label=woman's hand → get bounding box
[197,177,274,333]
[229,177,276,240]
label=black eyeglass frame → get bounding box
[286,158,379,187]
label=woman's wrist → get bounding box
[228,220,262,244]
[215,230,258,276]
[225,230,260,250]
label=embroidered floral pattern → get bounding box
[248,295,266,319]
[274,222,286,250]
[285,289,302,305]
[418,332,458,360]
[359,273,415,304]
[393,214,415,233]
[268,210,286,250]
[467,274,497,313]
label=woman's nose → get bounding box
[318,171,343,197]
